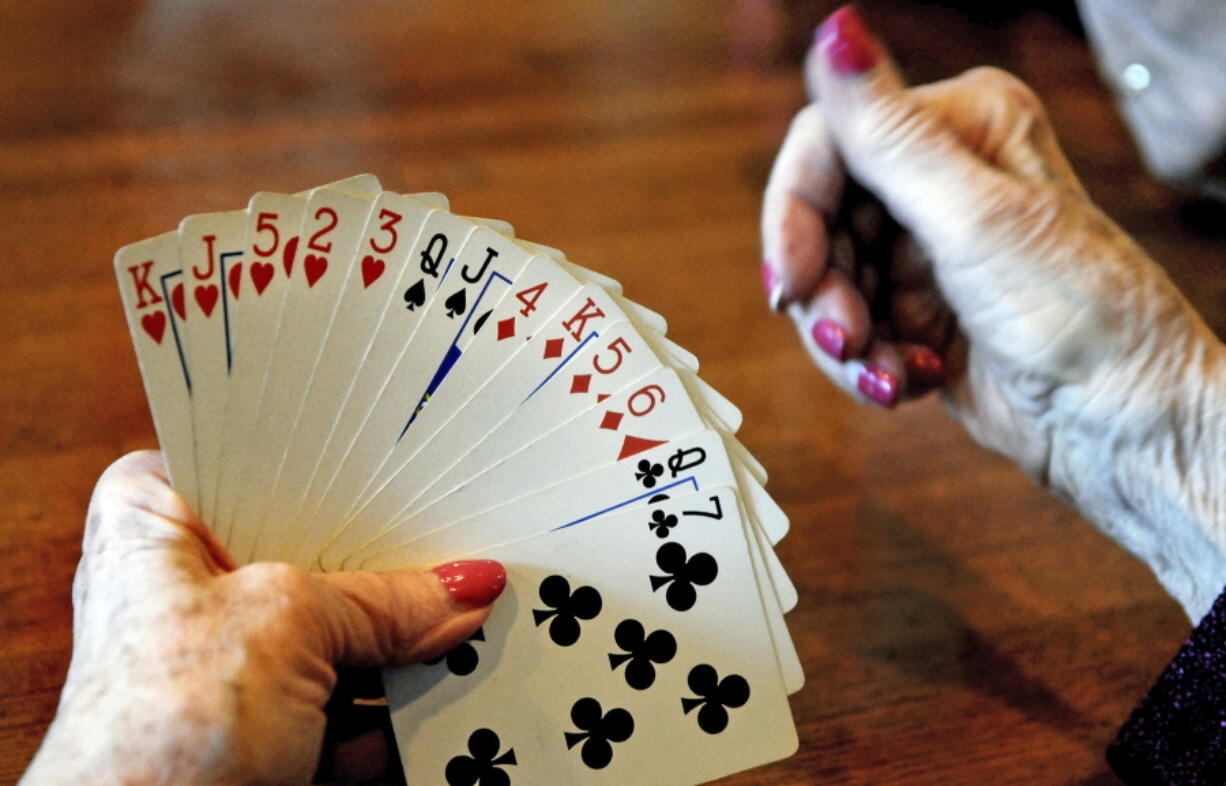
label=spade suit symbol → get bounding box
[444,288,467,318]
[404,279,426,310]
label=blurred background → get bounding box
[2,1,1223,783]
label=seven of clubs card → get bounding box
[114,176,801,784]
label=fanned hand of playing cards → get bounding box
[115,175,802,784]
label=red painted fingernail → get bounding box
[762,261,782,310]
[815,6,880,76]
[905,348,944,389]
[431,560,506,608]
[810,319,848,361]
[858,364,898,408]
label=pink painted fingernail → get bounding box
[431,560,506,608]
[810,319,848,361]
[858,364,898,408]
[815,6,880,76]
[905,348,944,389]
[762,261,782,311]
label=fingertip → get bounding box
[904,345,945,391]
[856,363,900,408]
[814,6,881,77]
[794,268,872,361]
[98,449,168,488]
[766,193,829,310]
[430,560,507,610]
[855,342,907,409]
[807,5,906,118]
[810,318,849,361]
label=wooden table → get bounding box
[3,1,1222,783]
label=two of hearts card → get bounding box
[115,174,801,784]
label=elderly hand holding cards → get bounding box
[21,451,505,785]
[28,166,802,786]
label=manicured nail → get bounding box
[762,261,782,311]
[815,6,880,76]
[905,348,944,389]
[810,319,848,361]
[858,364,898,408]
[431,560,506,608]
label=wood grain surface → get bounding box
[2,1,1223,784]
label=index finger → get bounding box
[760,102,845,310]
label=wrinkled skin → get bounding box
[22,451,492,785]
[762,30,1226,618]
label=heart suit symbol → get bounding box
[171,284,186,321]
[250,262,274,295]
[141,311,166,344]
[195,284,219,317]
[361,255,385,288]
[304,254,327,288]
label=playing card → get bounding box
[385,487,798,784]
[177,210,247,527]
[211,191,310,544]
[114,231,198,505]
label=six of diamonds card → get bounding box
[114,174,801,784]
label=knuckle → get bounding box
[965,66,1043,112]
[236,562,318,611]
[99,450,166,487]
[91,451,186,521]
[789,102,825,135]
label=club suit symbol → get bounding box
[608,619,676,690]
[424,627,485,676]
[445,728,517,786]
[564,697,634,770]
[635,459,664,488]
[532,575,602,646]
[647,509,678,538]
[650,542,718,612]
[681,664,751,734]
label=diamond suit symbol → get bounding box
[571,374,592,394]
[600,411,624,431]
[543,337,565,359]
[496,317,515,341]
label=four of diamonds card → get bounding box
[115,174,802,784]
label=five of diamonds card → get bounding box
[114,174,801,784]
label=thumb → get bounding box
[310,559,506,667]
[806,7,1010,243]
